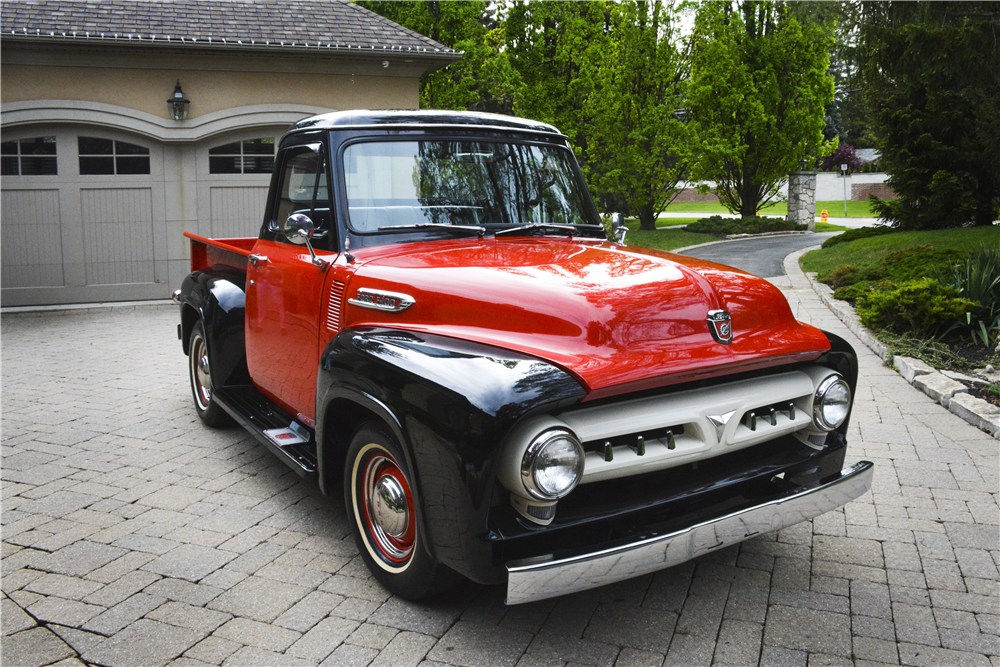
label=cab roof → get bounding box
[290,109,562,137]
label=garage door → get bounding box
[1,127,279,307]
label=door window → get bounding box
[272,145,331,249]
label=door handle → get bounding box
[248,254,268,267]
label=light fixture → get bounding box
[168,80,190,121]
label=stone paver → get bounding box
[3,255,998,667]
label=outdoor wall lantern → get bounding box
[168,81,190,121]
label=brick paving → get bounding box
[2,257,998,667]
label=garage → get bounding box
[1,0,459,306]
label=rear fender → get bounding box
[177,269,250,388]
[315,327,586,583]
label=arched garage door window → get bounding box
[209,138,274,174]
[78,137,150,175]
[1,136,58,175]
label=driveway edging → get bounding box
[786,246,1000,440]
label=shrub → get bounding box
[821,225,895,249]
[943,243,1000,348]
[686,215,805,236]
[856,278,978,337]
[880,245,966,282]
[833,280,891,303]
[825,263,885,289]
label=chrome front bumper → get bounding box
[505,460,873,605]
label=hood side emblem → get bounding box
[707,409,737,442]
[349,288,415,313]
[707,309,733,344]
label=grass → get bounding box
[815,222,852,233]
[624,223,716,253]
[621,217,702,228]
[662,199,876,218]
[800,226,1000,278]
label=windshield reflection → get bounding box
[344,141,601,234]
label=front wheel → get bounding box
[188,321,233,427]
[344,422,458,600]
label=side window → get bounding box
[1,136,57,176]
[79,137,150,175]
[272,145,331,249]
[209,138,274,174]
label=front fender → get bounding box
[316,327,586,583]
[178,269,250,388]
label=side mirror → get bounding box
[283,213,327,270]
[611,213,627,244]
[283,213,316,246]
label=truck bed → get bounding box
[185,233,254,273]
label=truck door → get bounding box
[245,143,338,423]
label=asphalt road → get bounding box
[677,232,839,278]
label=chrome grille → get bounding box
[326,280,345,332]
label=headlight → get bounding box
[813,375,851,431]
[520,429,584,500]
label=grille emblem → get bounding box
[707,309,733,344]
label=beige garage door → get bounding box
[1,126,168,306]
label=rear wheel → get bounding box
[188,321,233,427]
[345,422,458,600]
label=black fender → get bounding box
[177,269,251,388]
[315,327,586,584]
[817,330,859,435]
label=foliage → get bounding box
[687,1,836,217]
[685,215,804,236]
[821,225,895,249]
[858,2,1000,229]
[856,278,977,337]
[880,331,998,371]
[583,1,690,231]
[940,243,1000,348]
[820,144,863,173]
[356,1,501,111]
[832,279,890,303]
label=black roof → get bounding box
[292,110,562,136]
[0,0,459,58]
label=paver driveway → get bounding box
[2,252,998,667]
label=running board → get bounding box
[213,385,318,478]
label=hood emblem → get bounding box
[349,288,415,313]
[707,309,733,344]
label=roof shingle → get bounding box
[0,0,458,56]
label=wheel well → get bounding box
[180,305,199,355]
[321,398,384,491]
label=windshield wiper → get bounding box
[378,223,485,236]
[494,223,604,238]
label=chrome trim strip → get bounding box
[348,288,415,313]
[505,460,874,605]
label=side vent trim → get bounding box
[327,280,345,332]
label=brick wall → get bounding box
[673,188,719,203]
[852,182,898,200]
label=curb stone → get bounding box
[794,251,1000,440]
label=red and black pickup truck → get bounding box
[174,110,872,604]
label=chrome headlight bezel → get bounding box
[519,429,585,500]
[813,374,851,432]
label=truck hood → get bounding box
[346,238,830,399]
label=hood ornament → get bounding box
[707,309,733,344]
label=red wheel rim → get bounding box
[360,452,415,563]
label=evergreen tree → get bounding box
[858,2,1000,228]
[687,1,835,216]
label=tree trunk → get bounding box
[638,203,657,231]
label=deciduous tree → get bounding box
[687,1,835,216]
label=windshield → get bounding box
[343,140,603,236]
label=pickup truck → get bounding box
[174,110,872,605]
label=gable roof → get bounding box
[1,0,460,59]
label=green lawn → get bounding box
[624,225,716,252]
[814,222,852,233]
[800,226,1000,278]
[662,199,876,218]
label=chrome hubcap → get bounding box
[192,336,212,408]
[371,475,409,538]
